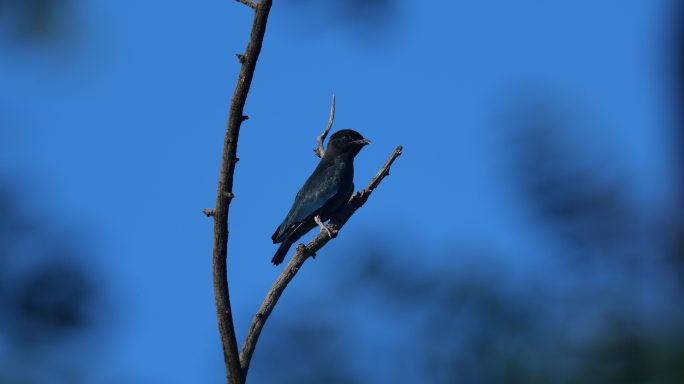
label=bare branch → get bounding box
[236,0,257,9]
[202,208,215,217]
[361,145,403,194]
[211,1,272,383]
[313,94,336,158]
[239,145,403,374]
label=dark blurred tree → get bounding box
[0,0,73,42]
[282,0,401,40]
[254,240,684,383]
[0,182,100,384]
[670,0,684,289]
[252,94,684,382]
[284,0,397,24]
[504,99,684,383]
[506,102,645,265]
[676,0,684,192]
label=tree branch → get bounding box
[239,145,403,374]
[236,0,257,9]
[313,94,336,158]
[211,1,272,383]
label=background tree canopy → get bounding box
[1,0,682,382]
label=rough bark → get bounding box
[210,1,272,383]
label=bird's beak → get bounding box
[355,138,371,146]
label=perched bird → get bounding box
[271,129,371,265]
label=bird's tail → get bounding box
[271,240,294,266]
[271,218,316,266]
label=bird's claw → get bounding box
[314,215,333,238]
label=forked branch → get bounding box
[210,2,400,382]
[236,0,257,9]
[313,94,336,158]
[239,144,403,374]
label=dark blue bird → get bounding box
[271,129,371,265]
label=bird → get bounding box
[271,129,371,265]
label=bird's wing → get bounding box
[272,161,347,243]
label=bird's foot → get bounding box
[314,215,333,238]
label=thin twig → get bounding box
[239,145,403,374]
[211,1,272,384]
[236,0,257,9]
[313,94,336,158]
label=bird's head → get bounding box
[326,129,371,157]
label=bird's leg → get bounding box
[314,215,333,238]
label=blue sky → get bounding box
[0,0,679,382]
